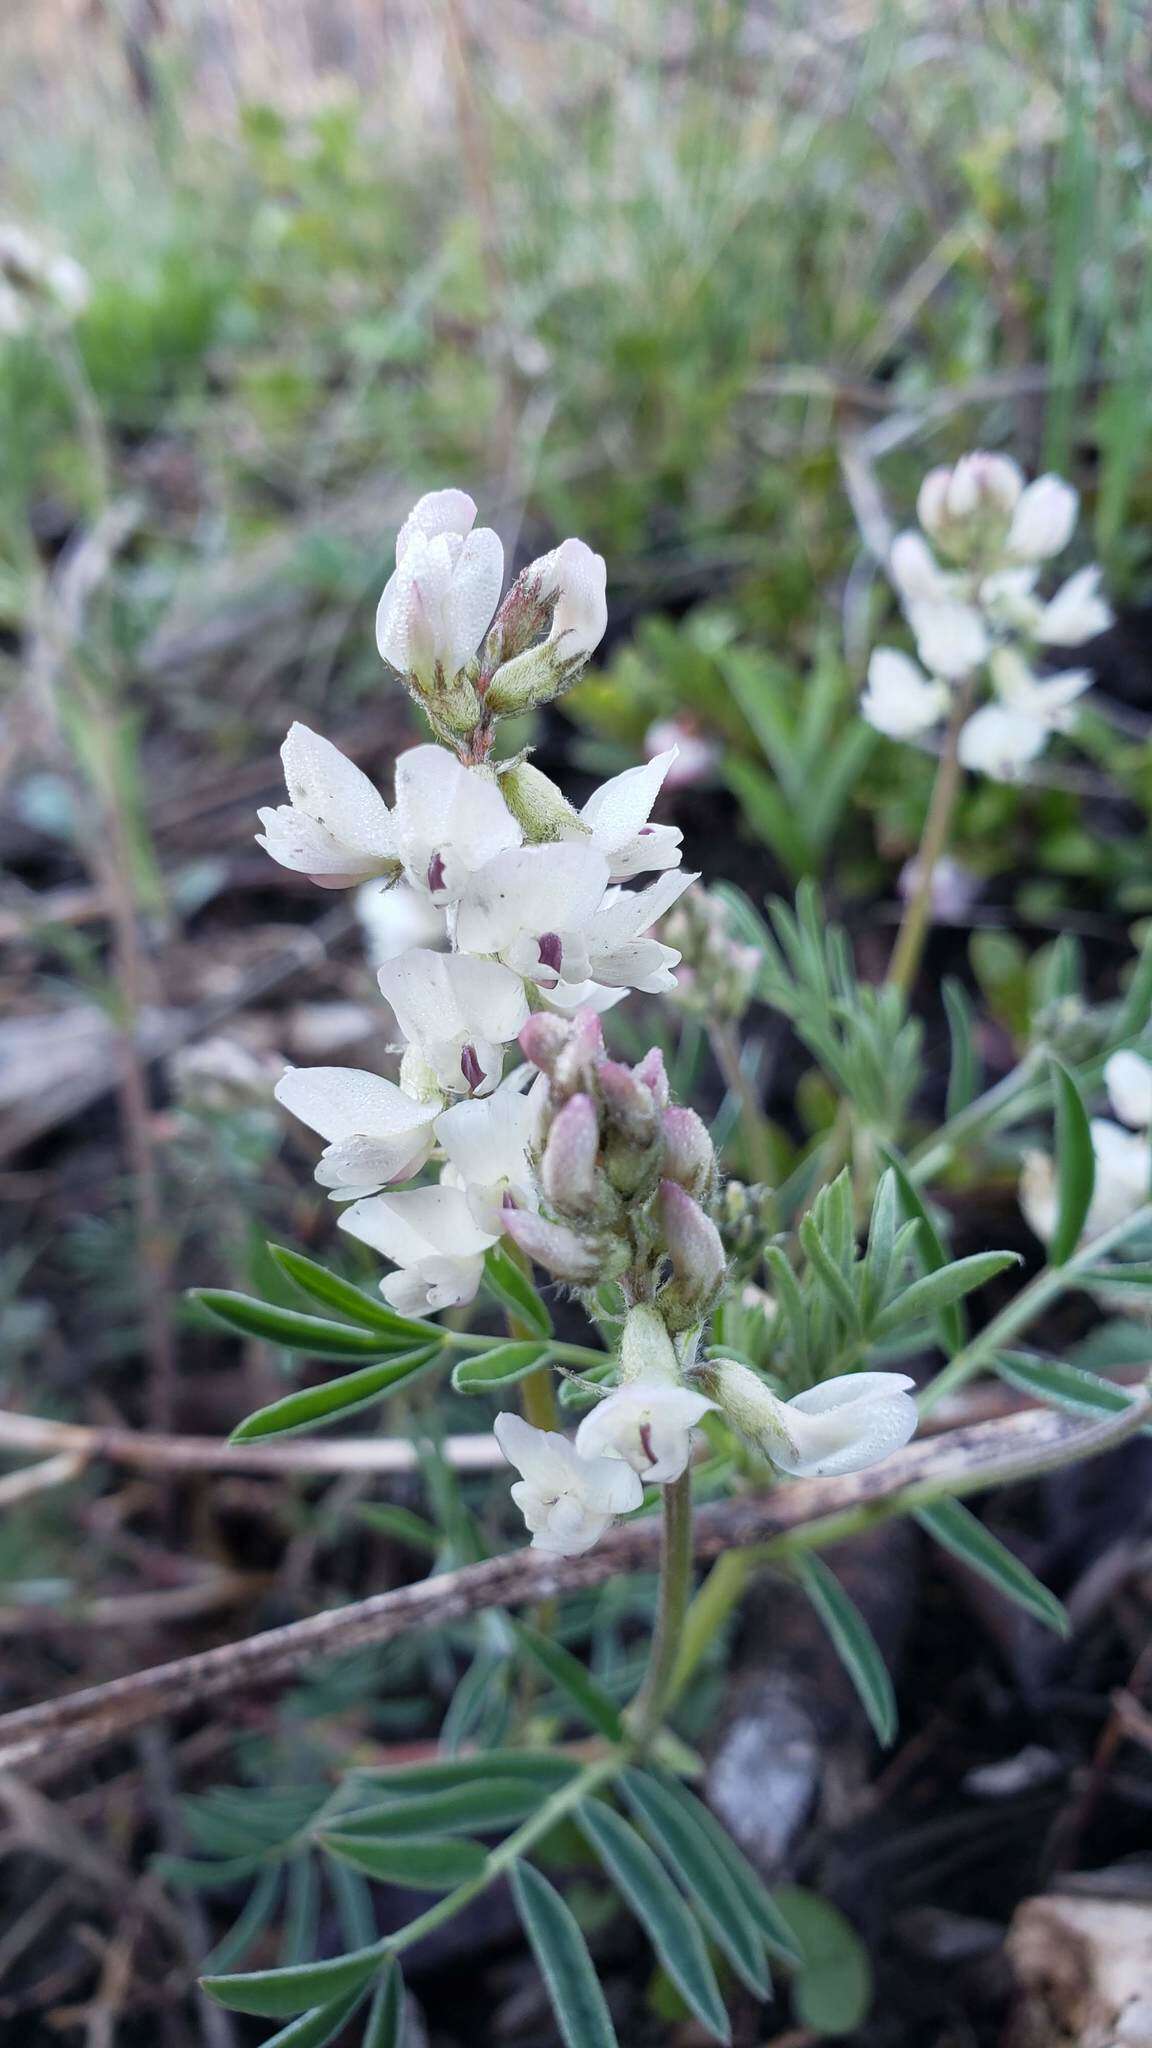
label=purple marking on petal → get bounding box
[502,1190,518,1210]
[638,827,654,836]
[639,1422,656,1468]
[538,932,563,974]
[460,1043,484,1091]
[427,852,446,894]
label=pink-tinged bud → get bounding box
[553,1007,605,1097]
[632,1047,669,1108]
[519,1013,572,1074]
[599,1060,659,1143]
[542,1093,601,1213]
[661,1106,716,1199]
[659,1179,726,1306]
[503,1208,603,1284]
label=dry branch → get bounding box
[0,1400,1144,1775]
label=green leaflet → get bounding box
[579,1800,730,2041]
[620,1770,771,1996]
[451,1339,551,1393]
[792,1553,897,1747]
[1047,1057,1096,1265]
[510,1861,619,2048]
[229,1345,440,1441]
[318,1833,487,1891]
[916,1499,1069,1636]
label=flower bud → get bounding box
[503,1208,607,1283]
[657,1178,726,1325]
[519,1012,573,1075]
[632,1046,669,1108]
[483,645,565,715]
[660,1105,716,1200]
[599,1060,660,1144]
[917,452,1023,564]
[706,1360,917,1478]
[541,1093,601,1215]
[552,1009,605,1099]
[499,760,584,844]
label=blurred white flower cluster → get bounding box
[0,225,89,336]
[254,485,921,1554]
[862,452,1112,781]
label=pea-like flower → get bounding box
[376,488,505,688]
[256,724,398,888]
[391,745,521,904]
[494,1412,643,1554]
[860,649,950,740]
[574,1381,717,1484]
[274,1065,441,1198]
[377,947,529,1097]
[709,1360,918,1479]
[339,1183,497,1315]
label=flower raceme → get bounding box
[862,451,1111,782]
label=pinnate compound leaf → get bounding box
[201,1941,387,2017]
[514,1624,626,1741]
[229,1345,440,1441]
[792,1554,897,1747]
[268,1247,432,1338]
[1048,1057,1096,1266]
[510,1861,619,2048]
[319,1833,486,1891]
[332,1779,543,1837]
[483,1244,552,1336]
[772,1885,872,2036]
[194,1289,430,1356]
[995,1350,1139,1419]
[579,1800,730,2042]
[620,1770,771,1995]
[451,1340,551,1394]
[916,1499,1068,1636]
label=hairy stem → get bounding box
[886,681,974,1003]
[624,1470,695,1750]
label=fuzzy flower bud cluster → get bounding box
[664,887,761,1024]
[258,488,694,1317]
[861,451,1112,782]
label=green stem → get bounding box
[623,1471,695,1751]
[885,681,974,1004]
[667,1549,752,1706]
[919,1199,1152,1416]
[388,1753,620,1957]
[441,1331,608,1371]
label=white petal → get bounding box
[776,1372,918,1478]
[280,724,395,858]
[860,648,949,739]
[586,867,696,953]
[256,806,379,884]
[441,526,506,676]
[959,705,1049,780]
[888,531,955,605]
[1005,476,1078,562]
[455,844,610,957]
[396,488,477,561]
[382,1252,485,1315]
[1039,566,1112,645]
[339,1184,496,1264]
[579,751,683,877]
[1105,1050,1152,1133]
[356,881,447,965]
[908,599,989,679]
[435,1091,535,1199]
[393,745,520,899]
[543,537,608,659]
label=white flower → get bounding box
[532,537,608,662]
[0,225,89,333]
[1005,475,1079,563]
[454,843,612,989]
[860,649,949,739]
[582,868,697,993]
[256,724,397,888]
[574,1381,717,1483]
[435,1088,539,1234]
[958,704,1049,781]
[1105,1050,1152,1133]
[392,745,521,903]
[767,1372,919,1477]
[1021,1119,1151,1248]
[494,1412,644,1554]
[1039,566,1113,645]
[578,749,684,879]
[907,598,990,679]
[356,880,446,966]
[711,1360,918,1477]
[376,489,505,685]
[274,1065,440,1198]
[377,947,529,1095]
[339,1183,496,1314]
